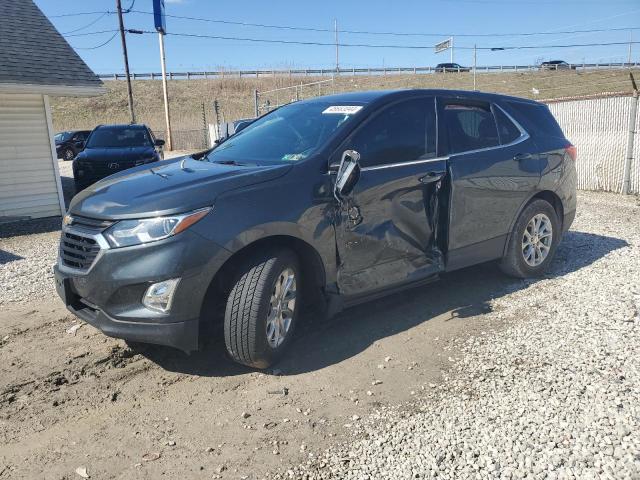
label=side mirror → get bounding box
[75,141,85,150]
[334,149,361,201]
[155,139,165,147]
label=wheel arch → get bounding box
[199,235,328,326]
[502,190,565,257]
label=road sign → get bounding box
[153,0,166,34]
[435,38,452,53]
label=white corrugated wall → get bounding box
[546,95,639,194]
[0,93,63,219]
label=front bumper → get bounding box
[54,228,232,352]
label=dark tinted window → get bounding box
[86,127,153,148]
[507,101,565,139]
[350,98,436,168]
[493,106,522,144]
[444,103,499,154]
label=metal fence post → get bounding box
[201,102,208,149]
[622,74,638,195]
[254,89,259,117]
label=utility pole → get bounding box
[116,0,135,123]
[451,36,454,63]
[158,31,172,149]
[473,44,477,90]
[334,19,339,74]
[629,30,633,67]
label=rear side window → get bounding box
[493,106,522,144]
[507,101,565,139]
[444,104,499,154]
[350,97,436,168]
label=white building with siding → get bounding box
[0,0,105,222]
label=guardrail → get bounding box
[98,62,640,80]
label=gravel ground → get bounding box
[275,192,640,479]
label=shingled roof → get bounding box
[0,0,104,93]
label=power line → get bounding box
[49,11,112,18]
[128,10,639,38]
[74,31,119,50]
[64,29,120,38]
[62,11,109,34]
[146,31,640,51]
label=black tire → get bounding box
[63,148,75,161]
[74,180,85,193]
[500,199,561,278]
[224,248,300,369]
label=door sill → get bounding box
[338,273,440,310]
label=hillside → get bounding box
[50,68,638,150]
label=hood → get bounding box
[76,146,157,163]
[69,156,292,219]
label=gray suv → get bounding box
[54,89,577,368]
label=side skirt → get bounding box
[325,273,440,318]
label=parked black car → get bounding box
[72,124,164,191]
[539,60,575,71]
[435,63,470,73]
[55,90,576,368]
[55,130,91,161]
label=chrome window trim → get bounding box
[361,156,449,172]
[445,103,530,158]
[57,224,110,276]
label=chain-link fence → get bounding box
[546,93,639,194]
[254,78,336,116]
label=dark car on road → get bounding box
[539,60,575,71]
[435,63,470,73]
[55,130,91,161]
[72,124,164,191]
[55,90,576,368]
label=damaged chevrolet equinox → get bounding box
[55,90,576,368]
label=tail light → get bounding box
[565,144,577,161]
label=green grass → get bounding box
[50,68,638,149]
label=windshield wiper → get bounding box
[212,159,248,166]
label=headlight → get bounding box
[104,207,211,248]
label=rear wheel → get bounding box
[224,248,300,369]
[500,199,560,278]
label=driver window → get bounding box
[350,98,436,168]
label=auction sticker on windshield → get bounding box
[322,106,363,115]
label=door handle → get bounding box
[514,153,533,162]
[419,171,445,184]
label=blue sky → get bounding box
[37,0,640,74]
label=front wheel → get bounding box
[500,199,560,278]
[224,248,300,369]
[63,148,75,161]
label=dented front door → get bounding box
[334,96,446,296]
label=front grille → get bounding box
[86,161,137,176]
[59,216,113,271]
[60,232,101,270]
[69,215,114,230]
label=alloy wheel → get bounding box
[266,268,296,348]
[522,213,553,267]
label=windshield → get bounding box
[205,101,363,164]
[55,132,71,142]
[86,127,152,148]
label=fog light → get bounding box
[143,278,180,313]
